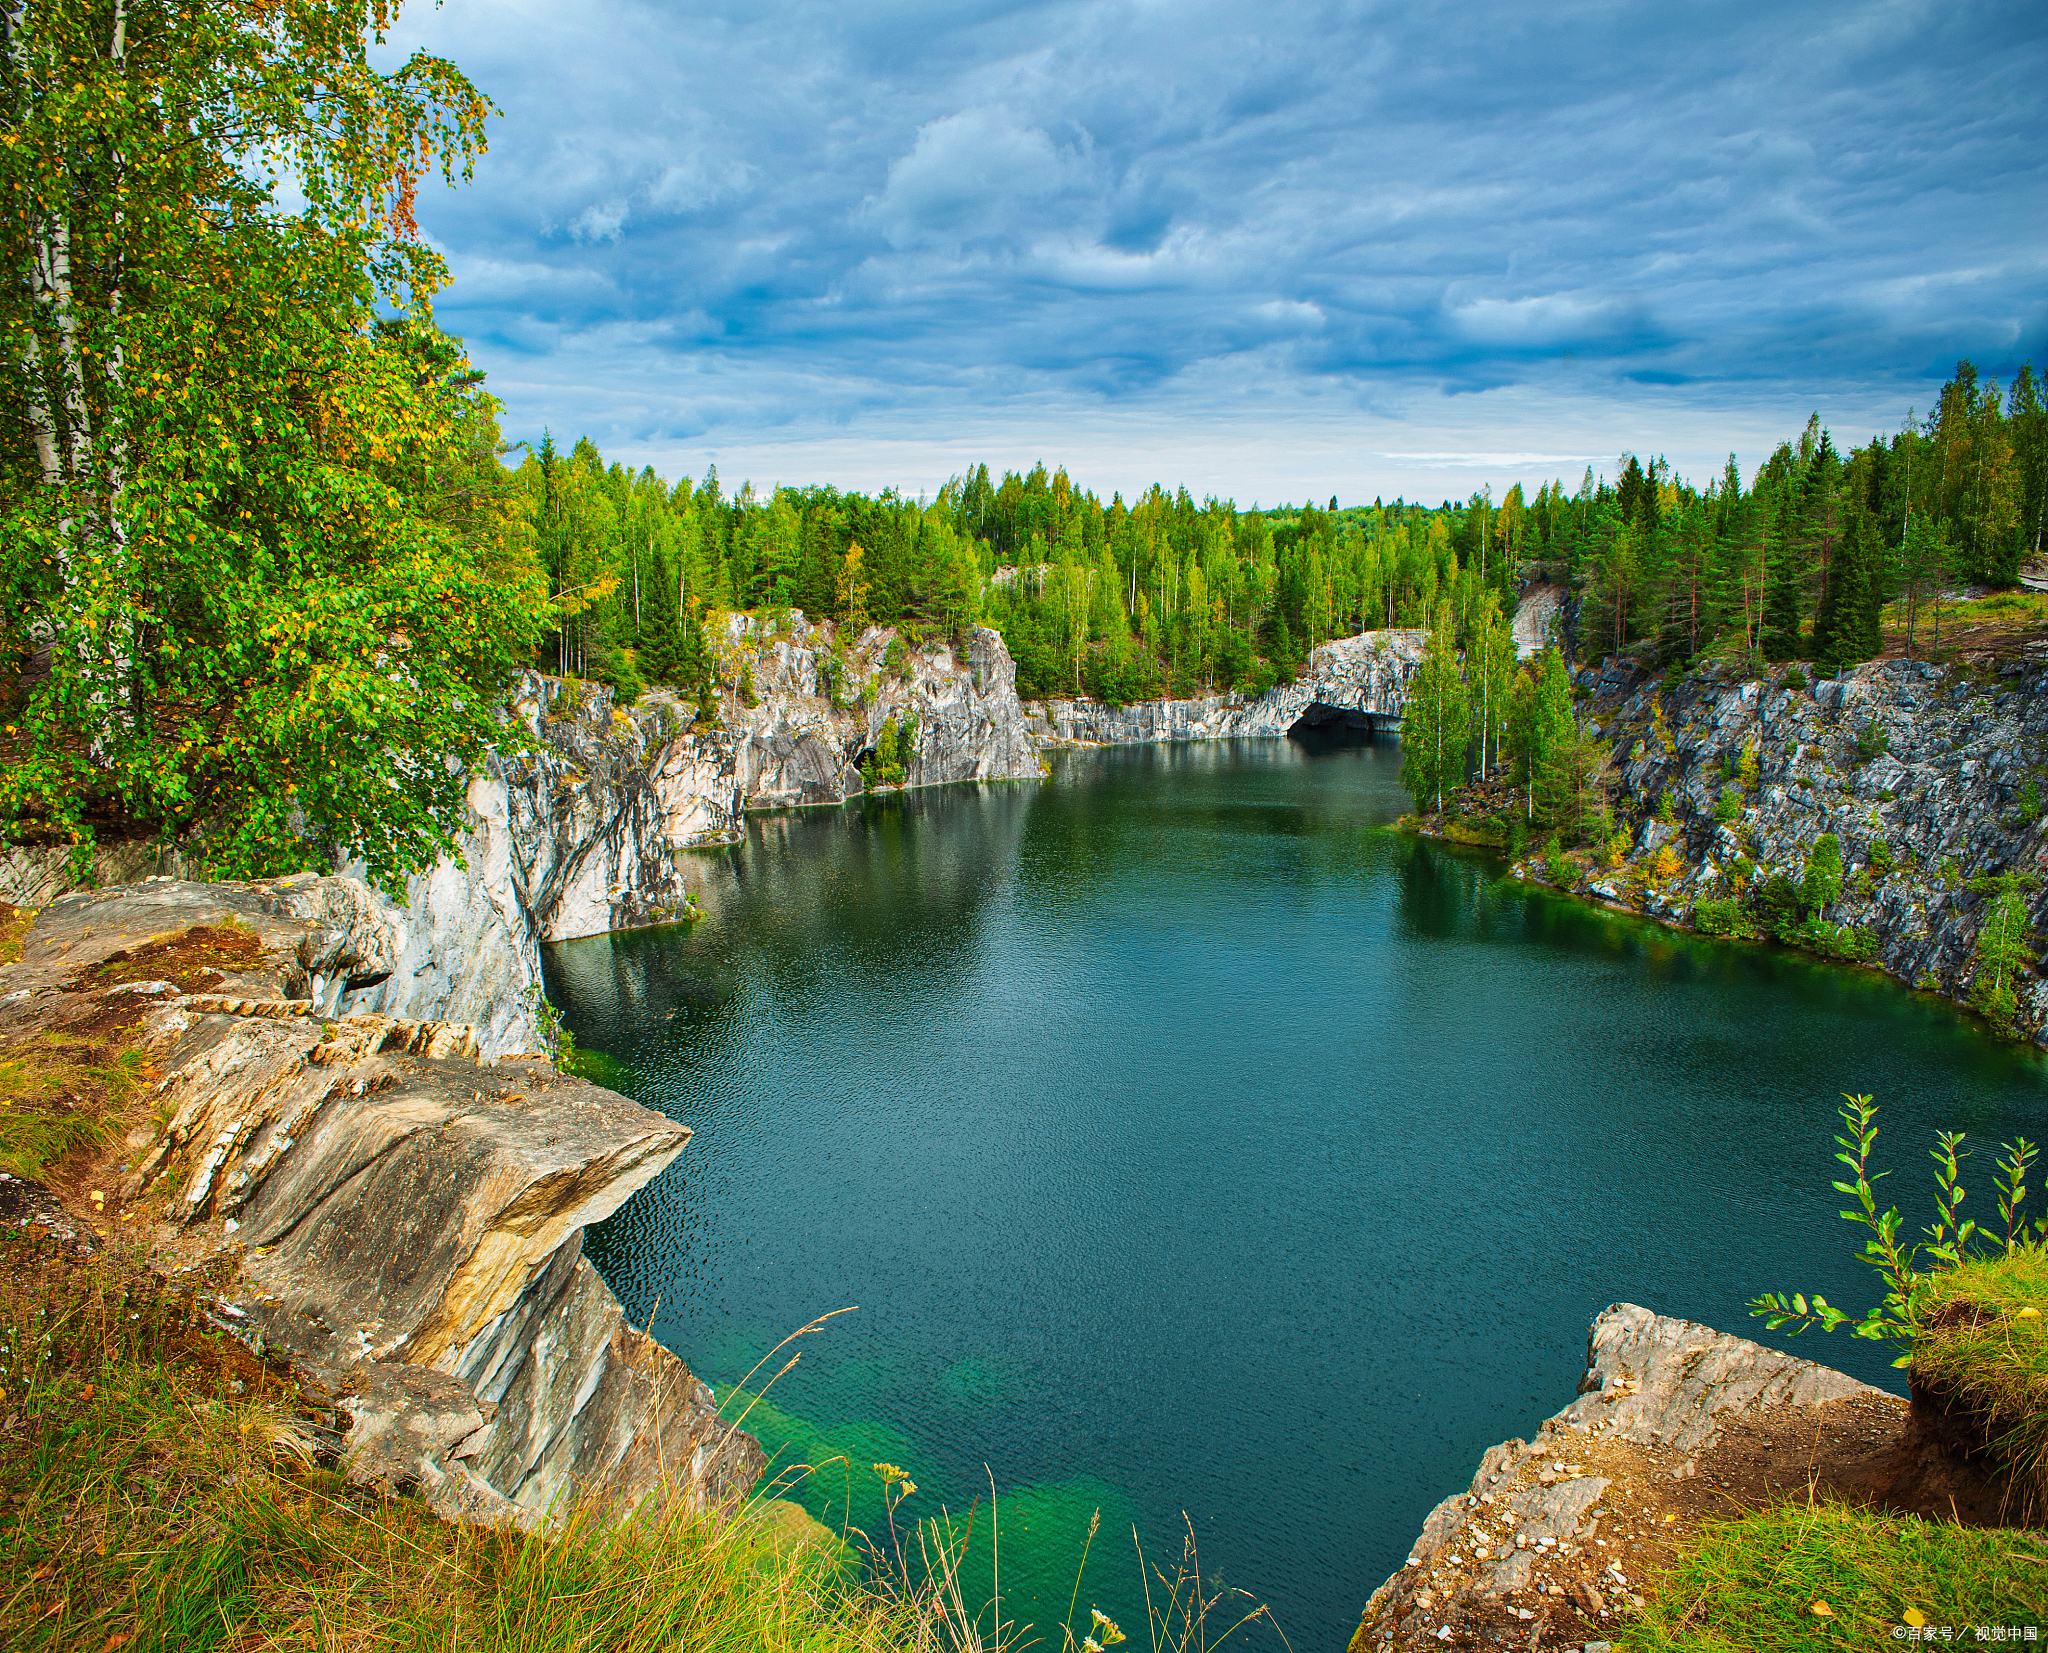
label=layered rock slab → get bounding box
[1,883,760,1533]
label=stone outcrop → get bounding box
[2,881,761,1533]
[1031,629,1426,745]
[460,616,1041,950]
[1536,653,2048,1042]
[4,618,1045,1056]
[1352,1304,1887,1653]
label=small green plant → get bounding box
[1692,897,1752,939]
[1854,723,1890,764]
[1868,837,1893,875]
[1654,788,1675,823]
[1750,1096,2041,1363]
[1713,784,1741,823]
[1544,835,1572,887]
[2019,779,2043,826]
[739,659,760,708]
[1781,665,1808,690]
[885,637,912,683]
[1738,740,1760,792]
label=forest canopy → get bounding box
[520,356,2046,708]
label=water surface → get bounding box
[549,734,2045,1649]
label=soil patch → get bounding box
[1376,1392,2015,1651]
[73,919,267,995]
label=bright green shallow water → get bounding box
[547,733,2045,1650]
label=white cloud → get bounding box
[569,199,629,243]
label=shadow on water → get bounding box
[548,736,2046,1651]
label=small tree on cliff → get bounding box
[1400,604,1470,815]
[1971,883,2038,1035]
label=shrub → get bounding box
[1868,837,1893,875]
[739,660,760,708]
[1738,741,1760,791]
[1782,665,1808,690]
[1544,835,1572,887]
[1713,785,1741,823]
[1655,788,1676,823]
[1693,897,1748,937]
[1649,844,1683,886]
[1854,723,1890,763]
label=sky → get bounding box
[380,0,2048,508]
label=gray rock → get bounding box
[5,884,763,1533]
[1033,629,1426,745]
[1552,656,2048,1042]
[1352,1302,1879,1646]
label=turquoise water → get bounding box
[548,733,2046,1649]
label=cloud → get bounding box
[380,0,2048,500]
[568,200,629,243]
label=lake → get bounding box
[547,731,2045,1650]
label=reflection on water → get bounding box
[549,734,2045,1650]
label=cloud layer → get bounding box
[385,0,2048,501]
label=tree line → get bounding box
[512,355,2045,717]
[4,7,2038,887]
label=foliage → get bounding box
[1712,784,1741,823]
[1612,1499,2041,1652]
[0,0,546,892]
[1799,833,1843,915]
[1969,881,2038,1035]
[1691,897,1753,939]
[1750,1095,2043,1364]
[1398,604,1469,814]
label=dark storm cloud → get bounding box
[387,0,2047,494]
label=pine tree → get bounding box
[1761,490,1803,661]
[1400,605,1470,815]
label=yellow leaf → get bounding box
[1902,1607,1928,1628]
[1809,1600,1833,1618]
[2017,1306,2041,1320]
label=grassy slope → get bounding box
[0,1237,916,1653]
[1616,1502,2044,1652]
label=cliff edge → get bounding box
[1,878,761,1533]
[1353,1304,2006,1652]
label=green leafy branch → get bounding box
[1750,1094,2042,1366]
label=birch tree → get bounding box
[0,1,541,886]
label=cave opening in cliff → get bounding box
[1287,701,1389,748]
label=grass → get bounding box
[0,1235,940,1653]
[1614,1500,2044,1651]
[0,903,30,967]
[82,919,267,993]
[1916,1246,2048,1514]
[0,1233,1283,1653]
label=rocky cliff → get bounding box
[1535,653,2048,1043]
[1353,1304,1999,1652]
[1031,628,1426,745]
[2,618,1044,1057]
[3,878,761,1532]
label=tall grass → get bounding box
[0,1237,1286,1653]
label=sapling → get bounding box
[1751,1096,2044,1364]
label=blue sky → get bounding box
[384,0,2047,505]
